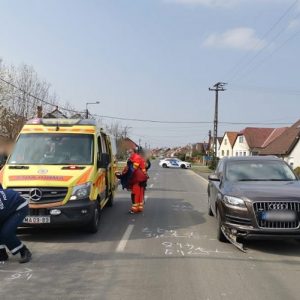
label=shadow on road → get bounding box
[244,239,300,257]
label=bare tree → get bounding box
[0,61,59,140]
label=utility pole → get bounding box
[209,82,227,158]
[85,101,100,119]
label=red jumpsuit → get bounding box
[129,153,148,213]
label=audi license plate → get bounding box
[261,210,297,222]
[23,216,51,224]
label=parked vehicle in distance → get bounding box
[159,158,191,169]
[207,156,300,242]
[0,118,117,233]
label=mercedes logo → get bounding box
[29,188,43,202]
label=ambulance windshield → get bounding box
[9,133,94,165]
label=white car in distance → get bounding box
[159,158,191,169]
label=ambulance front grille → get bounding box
[9,187,68,204]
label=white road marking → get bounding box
[150,184,154,188]
[144,195,149,203]
[116,224,135,253]
[190,171,209,183]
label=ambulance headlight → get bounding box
[70,182,92,200]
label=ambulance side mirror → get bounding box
[98,153,110,169]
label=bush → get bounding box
[177,154,186,161]
[185,157,193,162]
[294,167,300,177]
[208,157,219,170]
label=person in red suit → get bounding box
[128,147,148,213]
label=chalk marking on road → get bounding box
[155,173,159,176]
[0,268,33,281]
[145,195,149,203]
[0,268,32,274]
[161,242,232,256]
[27,273,33,280]
[150,184,154,189]
[116,224,135,252]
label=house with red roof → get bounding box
[259,120,300,168]
[219,132,239,158]
[232,127,287,157]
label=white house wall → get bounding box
[284,140,300,168]
[210,140,221,157]
[232,135,251,156]
[219,133,233,158]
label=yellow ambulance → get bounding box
[0,118,117,233]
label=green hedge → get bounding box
[208,157,219,170]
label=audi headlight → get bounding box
[223,195,246,210]
[70,182,92,200]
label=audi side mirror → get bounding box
[208,174,220,182]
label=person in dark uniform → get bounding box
[0,185,32,263]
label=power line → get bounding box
[92,113,293,125]
[0,76,83,114]
[1,74,295,127]
[231,84,300,95]
[93,114,210,124]
[233,27,300,82]
[225,0,299,82]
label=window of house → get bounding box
[239,136,243,143]
[243,151,246,156]
[226,150,229,156]
[224,139,227,145]
[221,150,224,156]
[239,151,243,156]
[236,152,238,156]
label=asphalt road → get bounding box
[1,161,300,300]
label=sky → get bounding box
[1,0,300,147]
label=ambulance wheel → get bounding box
[106,190,114,207]
[162,163,167,168]
[87,202,100,233]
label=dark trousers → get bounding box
[0,206,28,254]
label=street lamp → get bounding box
[85,101,100,119]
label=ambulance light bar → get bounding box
[26,119,96,126]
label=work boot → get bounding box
[131,194,135,204]
[0,248,9,261]
[19,246,32,264]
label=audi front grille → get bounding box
[253,201,300,229]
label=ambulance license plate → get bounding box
[23,216,51,224]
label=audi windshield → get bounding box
[225,160,297,182]
[9,134,94,165]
